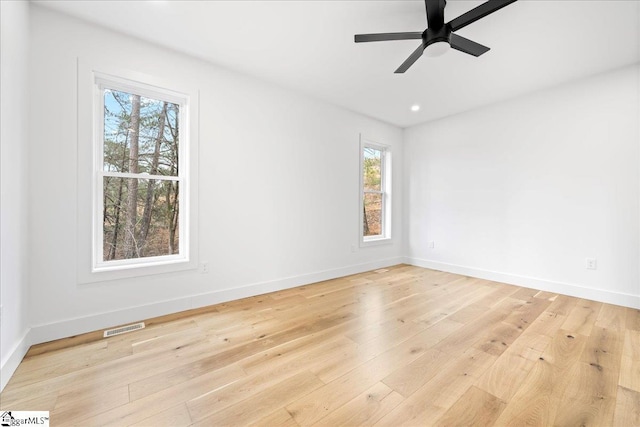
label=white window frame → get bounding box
[93,74,189,272]
[359,136,392,246]
[77,59,199,284]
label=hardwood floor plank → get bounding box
[626,307,640,331]
[191,371,323,426]
[492,329,588,426]
[373,400,445,426]
[128,360,246,402]
[354,318,464,365]
[418,347,498,410]
[490,356,557,426]
[413,279,496,325]
[0,373,69,408]
[562,298,602,336]
[129,403,192,427]
[0,390,59,412]
[382,348,451,397]
[553,361,618,426]
[434,386,506,427]
[345,315,427,347]
[524,310,567,338]
[83,361,279,425]
[507,331,551,362]
[252,408,299,427]
[19,340,108,371]
[374,348,496,426]
[553,397,604,427]
[254,335,357,385]
[502,295,552,330]
[445,285,519,326]
[129,320,207,354]
[446,301,491,324]
[596,303,628,330]
[378,348,496,427]
[511,286,541,301]
[185,361,317,422]
[533,290,558,300]
[619,329,640,392]
[547,294,578,316]
[473,321,523,357]
[243,335,356,378]
[50,385,130,426]
[541,328,588,371]
[580,325,625,372]
[432,297,521,355]
[311,381,403,427]
[476,352,536,402]
[613,386,640,426]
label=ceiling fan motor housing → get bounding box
[423,26,451,47]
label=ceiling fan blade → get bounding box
[355,32,423,43]
[425,0,445,29]
[450,34,490,57]
[394,43,426,73]
[448,0,517,32]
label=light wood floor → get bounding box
[1,265,639,426]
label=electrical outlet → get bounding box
[429,241,435,249]
[350,245,356,253]
[200,262,209,274]
[586,258,597,270]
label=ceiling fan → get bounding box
[355,0,518,73]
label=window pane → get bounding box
[103,177,179,261]
[363,146,382,191]
[363,192,382,237]
[103,89,179,177]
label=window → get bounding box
[360,138,391,245]
[93,75,190,271]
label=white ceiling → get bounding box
[37,0,640,128]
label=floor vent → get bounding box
[103,322,145,338]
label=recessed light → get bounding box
[411,105,420,112]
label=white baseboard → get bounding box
[1,328,31,392]
[405,257,640,309]
[29,257,406,346]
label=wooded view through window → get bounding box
[101,87,181,262]
[362,145,384,237]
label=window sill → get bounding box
[93,255,188,273]
[79,257,197,284]
[360,236,393,248]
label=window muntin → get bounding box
[361,141,391,243]
[94,77,189,271]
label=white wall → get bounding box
[405,64,640,308]
[0,0,31,390]
[27,6,404,344]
